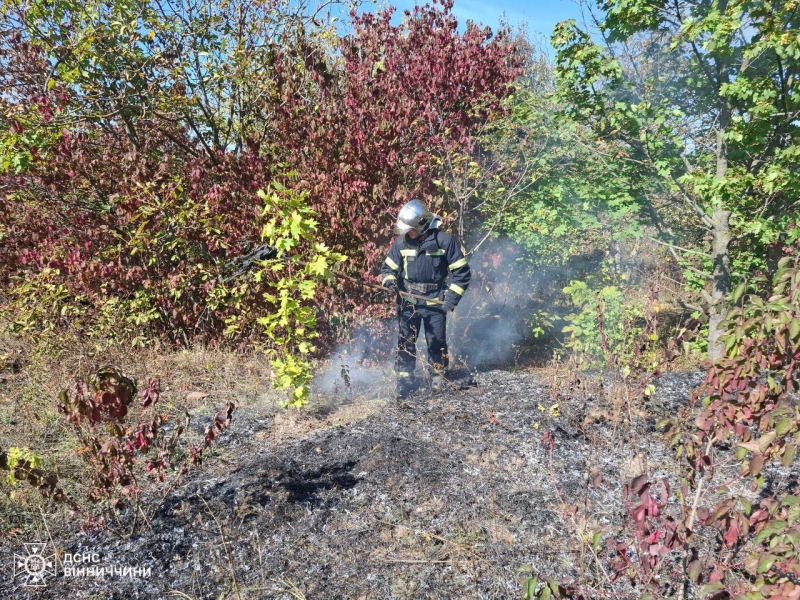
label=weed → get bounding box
[1,365,237,537]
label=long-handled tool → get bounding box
[223,244,445,306]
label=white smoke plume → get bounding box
[311,238,542,396]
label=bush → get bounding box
[561,276,660,376]
[532,228,800,599]
[0,0,521,351]
[1,365,235,535]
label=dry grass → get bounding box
[0,329,398,542]
[262,396,389,444]
[0,334,277,440]
[0,332,280,537]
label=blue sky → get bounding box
[358,0,585,41]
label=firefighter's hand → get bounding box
[384,279,399,294]
[443,299,456,312]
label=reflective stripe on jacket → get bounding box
[380,229,471,307]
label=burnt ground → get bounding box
[2,369,711,599]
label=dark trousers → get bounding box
[396,302,448,379]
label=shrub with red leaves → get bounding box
[0,0,521,346]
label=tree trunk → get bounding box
[707,208,732,361]
[707,111,732,362]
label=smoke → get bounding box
[311,319,395,396]
[312,238,546,395]
[449,238,540,368]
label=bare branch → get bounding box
[646,236,712,259]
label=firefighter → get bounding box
[380,199,471,400]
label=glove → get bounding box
[384,279,399,294]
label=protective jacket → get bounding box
[381,228,471,386]
[380,229,471,307]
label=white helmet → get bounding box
[393,199,442,236]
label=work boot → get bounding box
[445,367,475,390]
[395,377,415,401]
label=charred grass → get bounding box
[0,338,709,599]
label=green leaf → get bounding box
[688,559,702,582]
[699,582,725,596]
[523,577,538,599]
[789,504,800,526]
[759,431,777,453]
[757,554,777,573]
[790,319,800,342]
[741,498,752,514]
[539,587,552,600]
[782,444,797,467]
[776,418,794,437]
[754,520,787,545]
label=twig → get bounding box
[646,236,712,258]
[255,528,265,590]
[275,578,307,600]
[545,432,623,600]
[38,507,63,572]
[371,557,488,564]
[708,472,747,493]
[199,496,242,600]
[166,592,196,600]
[677,436,716,600]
